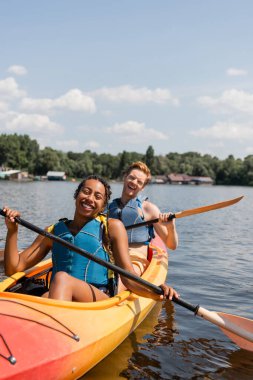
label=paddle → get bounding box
[1,208,253,352]
[125,195,244,230]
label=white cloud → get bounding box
[191,121,253,140]
[7,65,27,76]
[226,68,248,77]
[106,120,168,143]
[20,89,96,113]
[198,89,253,114]
[5,113,63,135]
[93,85,179,105]
[0,101,8,112]
[21,97,53,112]
[55,89,96,112]
[0,77,26,99]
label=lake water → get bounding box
[0,181,253,379]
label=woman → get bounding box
[4,175,178,302]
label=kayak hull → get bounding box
[0,237,168,380]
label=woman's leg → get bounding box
[48,271,109,302]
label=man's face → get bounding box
[122,169,147,199]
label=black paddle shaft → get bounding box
[125,213,175,230]
[172,296,199,314]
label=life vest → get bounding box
[109,196,154,244]
[51,216,113,290]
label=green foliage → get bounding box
[144,145,155,173]
[0,134,252,186]
[0,133,39,171]
[116,151,144,178]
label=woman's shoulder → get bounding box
[108,217,124,228]
[108,217,126,235]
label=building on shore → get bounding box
[190,176,214,185]
[150,175,168,184]
[47,171,66,181]
[0,170,31,181]
[167,173,213,185]
[167,173,192,185]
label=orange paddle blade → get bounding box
[174,196,244,219]
[197,306,253,352]
[218,312,253,352]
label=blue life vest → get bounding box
[51,217,110,288]
[109,196,154,244]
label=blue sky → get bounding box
[0,0,253,159]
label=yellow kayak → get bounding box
[0,236,168,380]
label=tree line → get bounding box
[0,133,253,186]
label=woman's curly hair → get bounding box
[74,175,112,203]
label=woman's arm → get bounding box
[143,201,178,250]
[108,218,179,300]
[4,207,52,276]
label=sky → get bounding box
[0,0,253,159]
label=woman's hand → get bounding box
[159,283,180,301]
[3,207,20,232]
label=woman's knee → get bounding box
[51,271,70,286]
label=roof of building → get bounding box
[167,173,192,182]
[191,176,213,183]
[167,173,214,184]
[46,171,66,177]
[0,170,21,178]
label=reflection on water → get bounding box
[84,303,164,380]
[0,181,253,379]
[220,349,253,380]
[120,302,177,379]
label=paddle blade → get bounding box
[218,312,253,352]
[197,306,253,352]
[174,195,244,219]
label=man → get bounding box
[109,161,178,278]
